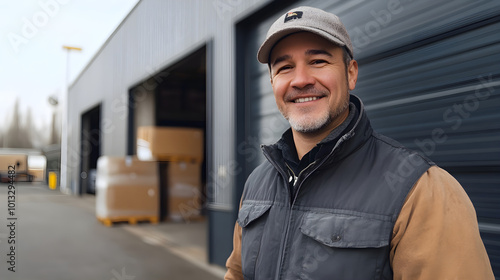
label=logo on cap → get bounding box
[284,11,303,23]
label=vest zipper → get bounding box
[285,163,297,186]
[295,162,316,186]
[286,161,316,188]
[274,161,316,279]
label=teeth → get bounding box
[294,97,319,103]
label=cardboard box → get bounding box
[137,126,203,162]
[96,156,159,220]
[166,161,203,221]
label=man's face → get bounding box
[270,32,358,134]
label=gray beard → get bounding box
[286,97,350,134]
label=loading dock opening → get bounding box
[80,104,101,195]
[128,45,207,222]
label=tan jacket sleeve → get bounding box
[391,166,495,279]
[224,222,243,279]
[225,198,244,280]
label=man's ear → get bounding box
[348,60,358,91]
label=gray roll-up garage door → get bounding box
[238,0,500,275]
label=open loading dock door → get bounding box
[80,104,101,195]
[128,46,207,222]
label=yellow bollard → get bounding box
[49,172,57,190]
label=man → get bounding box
[225,6,494,280]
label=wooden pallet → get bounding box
[97,216,159,227]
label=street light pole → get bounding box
[60,45,82,194]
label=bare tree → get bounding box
[3,99,33,149]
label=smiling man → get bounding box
[225,6,494,280]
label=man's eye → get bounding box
[277,65,292,73]
[311,59,327,65]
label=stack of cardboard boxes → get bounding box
[138,126,204,222]
[95,156,159,225]
[95,126,204,225]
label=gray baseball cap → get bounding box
[257,6,353,64]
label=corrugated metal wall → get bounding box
[239,0,500,275]
[68,0,269,207]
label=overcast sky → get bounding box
[0,0,139,134]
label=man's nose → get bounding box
[290,64,315,89]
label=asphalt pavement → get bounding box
[0,182,224,280]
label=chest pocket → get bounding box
[297,211,393,280]
[238,201,272,280]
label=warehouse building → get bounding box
[67,0,500,272]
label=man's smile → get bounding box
[293,96,322,103]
